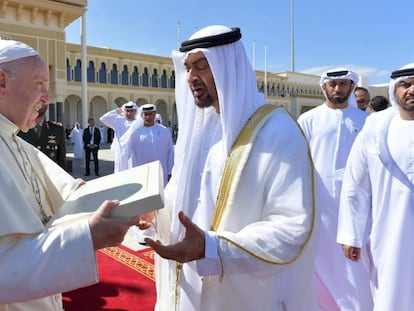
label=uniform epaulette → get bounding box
[49,120,63,127]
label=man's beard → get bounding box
[191,80,216,109]
[326,90,352,105]
[194,94,215,109]
[399,97,414,112]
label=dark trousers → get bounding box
[85,147,99,174]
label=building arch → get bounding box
[113,97,128,108]
[89,96,107,123]
[155,100,168,125]
[136,98,149,107]
[64,94,82,129]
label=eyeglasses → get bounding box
[125,109,136,113]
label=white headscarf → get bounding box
[319,67,359,107]
[122,101,138,112]
[388,63,414,109]
[168,25,265,240]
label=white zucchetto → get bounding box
[0,40,38,64]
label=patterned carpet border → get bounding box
[100,246,155,281]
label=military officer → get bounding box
[19,118,67,170]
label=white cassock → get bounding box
[338,108,414,311]
[0,114,98,310]
[155,108,319,311]
[100,109,138,172]
[69,127,84,159]
[129,123,174,186]
[297,103,372,310]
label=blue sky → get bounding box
[66,0,412,85]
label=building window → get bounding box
[87,61,95,82]
[161,70,167,88]
[132,66,139,86]
[110,64,118,85]
[66,58,71,81]
[74,59,81,82]
[169,71,175,89]
[142,67,149,87]
[99,62,107,84]
[121,65,129,85]
[151,69,158,88]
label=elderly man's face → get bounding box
[395,78,414,118]
[323,79,354,107]
[0,55,50,132]
[184,51,219,112]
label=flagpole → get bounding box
[264,42,268,100]
[291,0,295,72]
[81,11,88,127]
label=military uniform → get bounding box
[18,120,67,170]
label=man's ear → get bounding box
[0,70,6,88]
[0,70,8,97]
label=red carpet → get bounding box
[63,245,155,311]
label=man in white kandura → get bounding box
[130,104,174,244]
[129,104,174,186]
[155,113,162,124]
[0,39,140,310]
[142,25,319,311]
[297,68,372,310]
[99,101,140,172]
[338,63,414,311]
[69,121,83,159]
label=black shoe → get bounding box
[95,173,101,177]
[84,173,90,176]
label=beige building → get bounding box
[0,0,388,141]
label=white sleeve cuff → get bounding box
[196,230,222,276]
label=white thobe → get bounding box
[297,103,372,310]
[69,127,83,159]
[338,109,414,311]
[0,114,98,311]
[100,109,137,172]
[156,108,319,311]
[129,124,174,186]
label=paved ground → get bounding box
[66,142,115,181]
[66,141,144,251]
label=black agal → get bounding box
[179,27,242,52]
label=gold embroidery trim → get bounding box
[210,105,316,265]
[211,104,279,230]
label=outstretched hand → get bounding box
[145,211,205,263]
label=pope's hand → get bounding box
[89,200,141,250]
[145,211,205,263]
